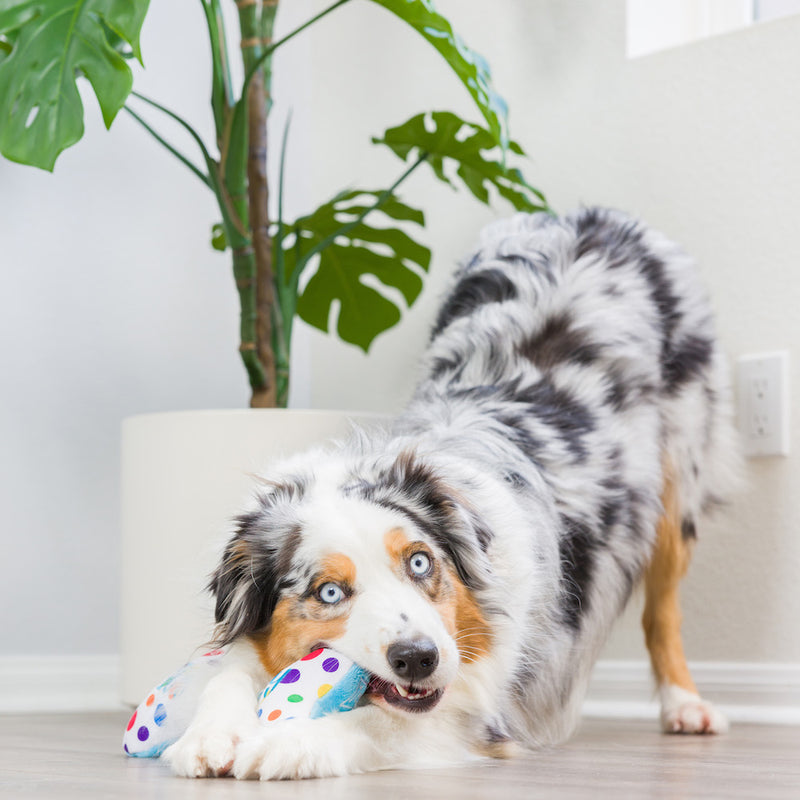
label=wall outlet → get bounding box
[737,351,790,457]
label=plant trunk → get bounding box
[236,0,281,408]
[246,68,277,409]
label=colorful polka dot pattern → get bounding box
[122,648,227,758]
[123,646,368,758]
[256,647,369,723]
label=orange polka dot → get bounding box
[267,709,282,721]
[145,694,155,707]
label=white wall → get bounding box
[0,0,312,656]
[2,0,799,673]
[302,0,800,664]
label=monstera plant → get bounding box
[0,0,548,407]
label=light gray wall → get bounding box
[2,0,799,666]
[0,0,312,655]
[303,0,800,663]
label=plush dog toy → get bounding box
[123,647,369,758]
[123,648,227,758]
[256,647,369,723]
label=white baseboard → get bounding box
[585,660,800,725]
[1,655,799,725]
[0,655,123,713]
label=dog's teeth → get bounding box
[393,683,438,701]
[394,684,437,700]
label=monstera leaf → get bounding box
[282,190,430,352]
[368,0,509,153]
[0,30,15,63]
[374,111,549,212]
[0,0,150,170]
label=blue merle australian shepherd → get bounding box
[165,208,739,780]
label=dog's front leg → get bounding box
[233,705,408,780]
[164,645,265,778]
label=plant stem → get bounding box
[123,90,251,261]
[122,105,211,188]
[200,0,234,143]
[258,0,286,405]
[215,0,354,406]
[259,0,277,112]
[241,0,353,99]
[236,0,278,408]
[232,244,268,393]
[129,91,215,167]
[248,73,277,409]
[273,110,294,407]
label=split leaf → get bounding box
[0,0,150,170]
[374,111,549,212]
[281,190,430,352]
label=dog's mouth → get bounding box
[366,675,444,713]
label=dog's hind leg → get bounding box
[641,457,729,734]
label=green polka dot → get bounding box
[287,694,304,703]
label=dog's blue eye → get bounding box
[318,582,345,604]
[408,552,432,577]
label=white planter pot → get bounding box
[119,409,379,706]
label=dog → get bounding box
[164,208,739,780]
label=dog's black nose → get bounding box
[387,638,439,682]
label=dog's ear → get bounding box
[369,450,493,591]
[209,479,305,645]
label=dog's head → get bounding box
[210,450,493,714]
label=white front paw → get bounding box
[164,720,257,778]
[660,685,729,735]
[233,719,355,781]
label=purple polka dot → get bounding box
[137,726,150,742]
[124,744,129,754]
[322,657,340,673]
[281,668,301,684]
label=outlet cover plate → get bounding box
[737,351,790,457]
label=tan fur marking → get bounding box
[642,456,698,694]
[319,553,357,589]
[227,538,251,566]
[250,598,348,677]
[475,739,521,759]
[385,529,491,660]
[250,552,354,677]
[384,528,410,566]
[442,567,492,661]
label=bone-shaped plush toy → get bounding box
[123,647,369,758]
[255,647,369,722]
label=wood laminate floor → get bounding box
[0,712,798,799]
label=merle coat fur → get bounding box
[166,208,737,778]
